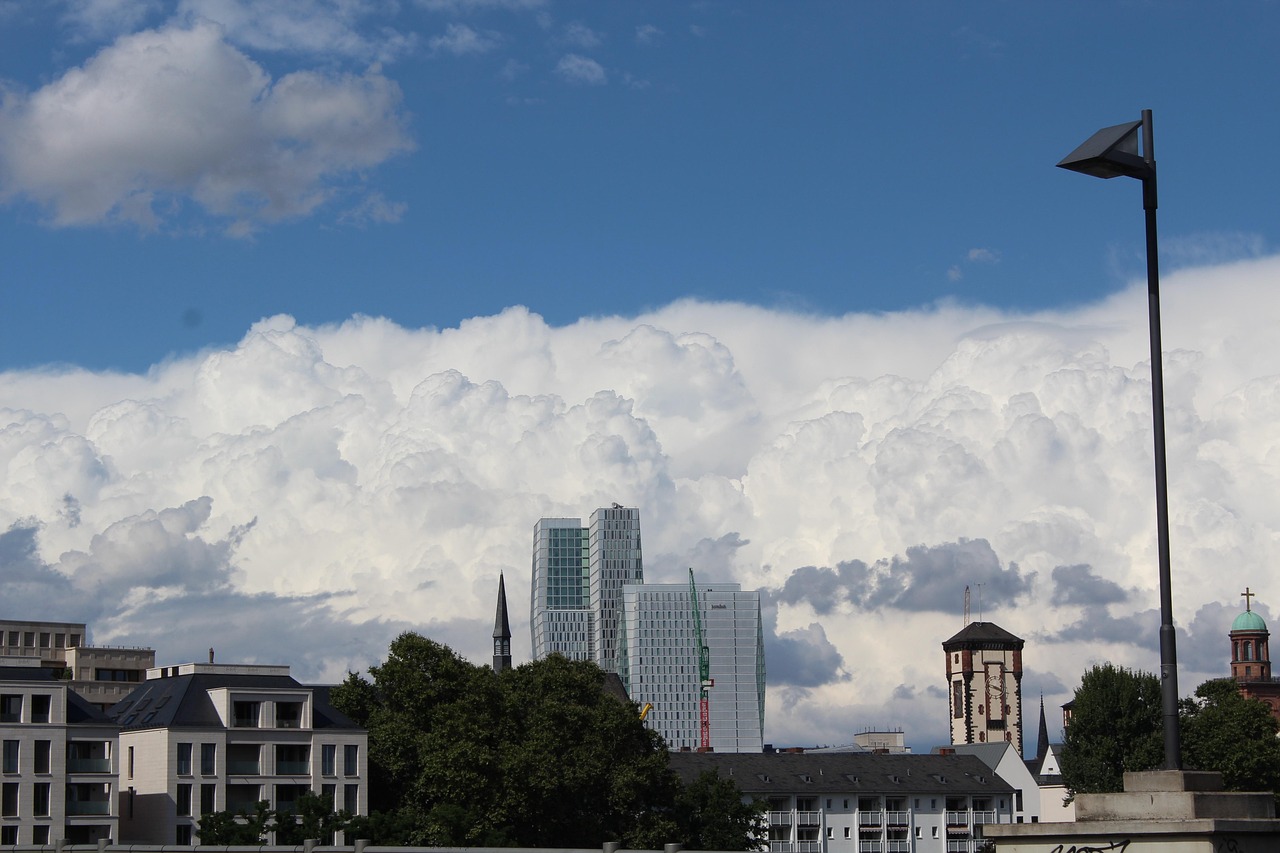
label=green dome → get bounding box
[1232,610,1268,632]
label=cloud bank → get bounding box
[4,255,1280,750]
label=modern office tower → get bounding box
[617,582,765,753]
[588,505,644,674]
[530,518,594,662]
[530,506,644,671]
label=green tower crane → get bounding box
[689,567,713,751]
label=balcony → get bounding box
[885,810,909,826]
[227,759,261,775]
[67,757,111,773]
[945,810,969,826]
[276,759,310,775]
[858,842,882,853]
[972,810,996,825]
[794,843,821,853]
[768,811,794,825]
[66,800,111,815]
[858,812,882,827]
[886,842,910,853]
[796,810,821,826]
[946,841,972,853]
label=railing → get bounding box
[276,760,309,774]
[794,843,821,853]
[885,841,910,853]
[945,810,969,826]
[227,760,260,775]
[972,810,997,825]
[858,812,882,827]
[946,841,972,853]
[795,810,821,826]
[858,841,882,853]
[66,800,111,815]
[67,758,111,773]
[768,811,793,825]
[885,810,909,826]
[768,842,792,853]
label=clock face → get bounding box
[987,671,1005,696]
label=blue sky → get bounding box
[4,1,1280,752]
[2,1,1277,372]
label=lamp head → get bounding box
[1057,118,1150,180]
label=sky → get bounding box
[2,0,1280,754]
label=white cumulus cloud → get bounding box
[4,255,1280,749]
[554,53,606,85]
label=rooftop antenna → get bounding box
[963,586,970,627]
[975,583,985,622]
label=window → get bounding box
[0,826,16,845]
[31,695,50,724]
[201,784,216,814]
[55,633,65,648]
[826,798,832,809]
[127,746,134,779]
[952,680,964,718]
[343,783,359,814]
[227,744,260,775]
[343,744,359,776]
[201,743,216,776]
[2,741,17,774]
[915,827,922,839]
[35,741,51,774]
[932,827,939,839]
[276,744,309,774]
[177,783,193,816]
[276,702,302,728]
[69,634,81,647]
[32,825,50,845]
[176,824,193,845]
[33,782,50,816]
[844,828,851,839]
[321,744,336,776]
[0,695,21,723]
[177,743,192,775]
[322,784,336,809]
[39,632,50,649]
[826,828,833,839]
[233,701,260,728]
[2,782,18,816]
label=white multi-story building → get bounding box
[670,750,1016,853]
[618,581,765,752]
[111,662,366,845]
[1,619,156,710]
[531,506,643,671]
[0,659,119,846]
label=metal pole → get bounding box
[1141,108,1182,770]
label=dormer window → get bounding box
[276,702,302,729]
[233,701,260,728]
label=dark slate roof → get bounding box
[493,573,512,640]
[0,667,112,725]
[669,752,1014,796]
[942,621,1023,649]
[108,673,362,732]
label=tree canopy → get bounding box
[330,632,764,849]
[1061,664,1280,800]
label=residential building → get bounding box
[110,662,366,845]
[932,743,1039,824]
[0,659,119,846]
[530,505,643,671]
[943,622,1024,755]
[670,750,1016,853]
[618,581,765,752]
[0,619,155,710]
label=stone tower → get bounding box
[943,621,1025,755]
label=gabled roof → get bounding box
[109,673,360,732]
[942,621,1024,649]
[669,752,1014,795]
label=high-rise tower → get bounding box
[589,504,644,673]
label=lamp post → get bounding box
[1057,109,1181,770]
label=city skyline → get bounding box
[3,2,1280,754]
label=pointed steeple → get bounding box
[492,572,513,673]
[1035,694,1050,764]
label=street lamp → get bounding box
[1058,109,1181,771]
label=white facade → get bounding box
[618,582,765,752]
[531,507,643,671]
[114,663,366,845]
[0,660,118,846]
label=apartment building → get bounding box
[0,619,156,710]
[110,662,366,845]
[669,751,1015,853]
[0,660,119,846]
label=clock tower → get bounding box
[943,621,1025,754]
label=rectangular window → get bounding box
[201,783,216,814]
[1,782,18,816]
[322,783,336,809]
[343,744,358,776]
[915,827,922,839]
[177,743,192,776]
[321,744,336,776]
[33,782,50,817]
[201,743,216,776]
[343,783,358,814]
[39,632,50,649]
[953,680,964,718]
[176,824,193,845]
[233,701,260,728]
[55,633,65,648]
[0,826,16,845]
[932,827,939,839]
[275,744,310,775]
[825,828,833,839]
[32,825,50,845]
[31,695,50,724]
[2,741,17,774]
[227,743,260,775]
[177,783,192,816]
[844,828,851,839]
[0,695,21,723]
[276,702,302,728]
[35,741,51,774]
[127,745,134,779]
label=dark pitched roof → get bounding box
[668,752,1014,795]
[108,673,361,732]
[493,573,512,640]
[942,621,1023,649]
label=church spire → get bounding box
[1036,694,1050,764]
[492,572,513,673]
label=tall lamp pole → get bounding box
[1057,109,1181,770]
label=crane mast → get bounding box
[689,567,713,751]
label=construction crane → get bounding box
[689,567,713,752]
[639,702,653,722]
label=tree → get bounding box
[671,771,767,851]
[1059,664,1163,795]
[1181,678,1280,796]
[197,794,351,845]
[330,632,762,849]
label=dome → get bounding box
[1232,610,1268,632]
